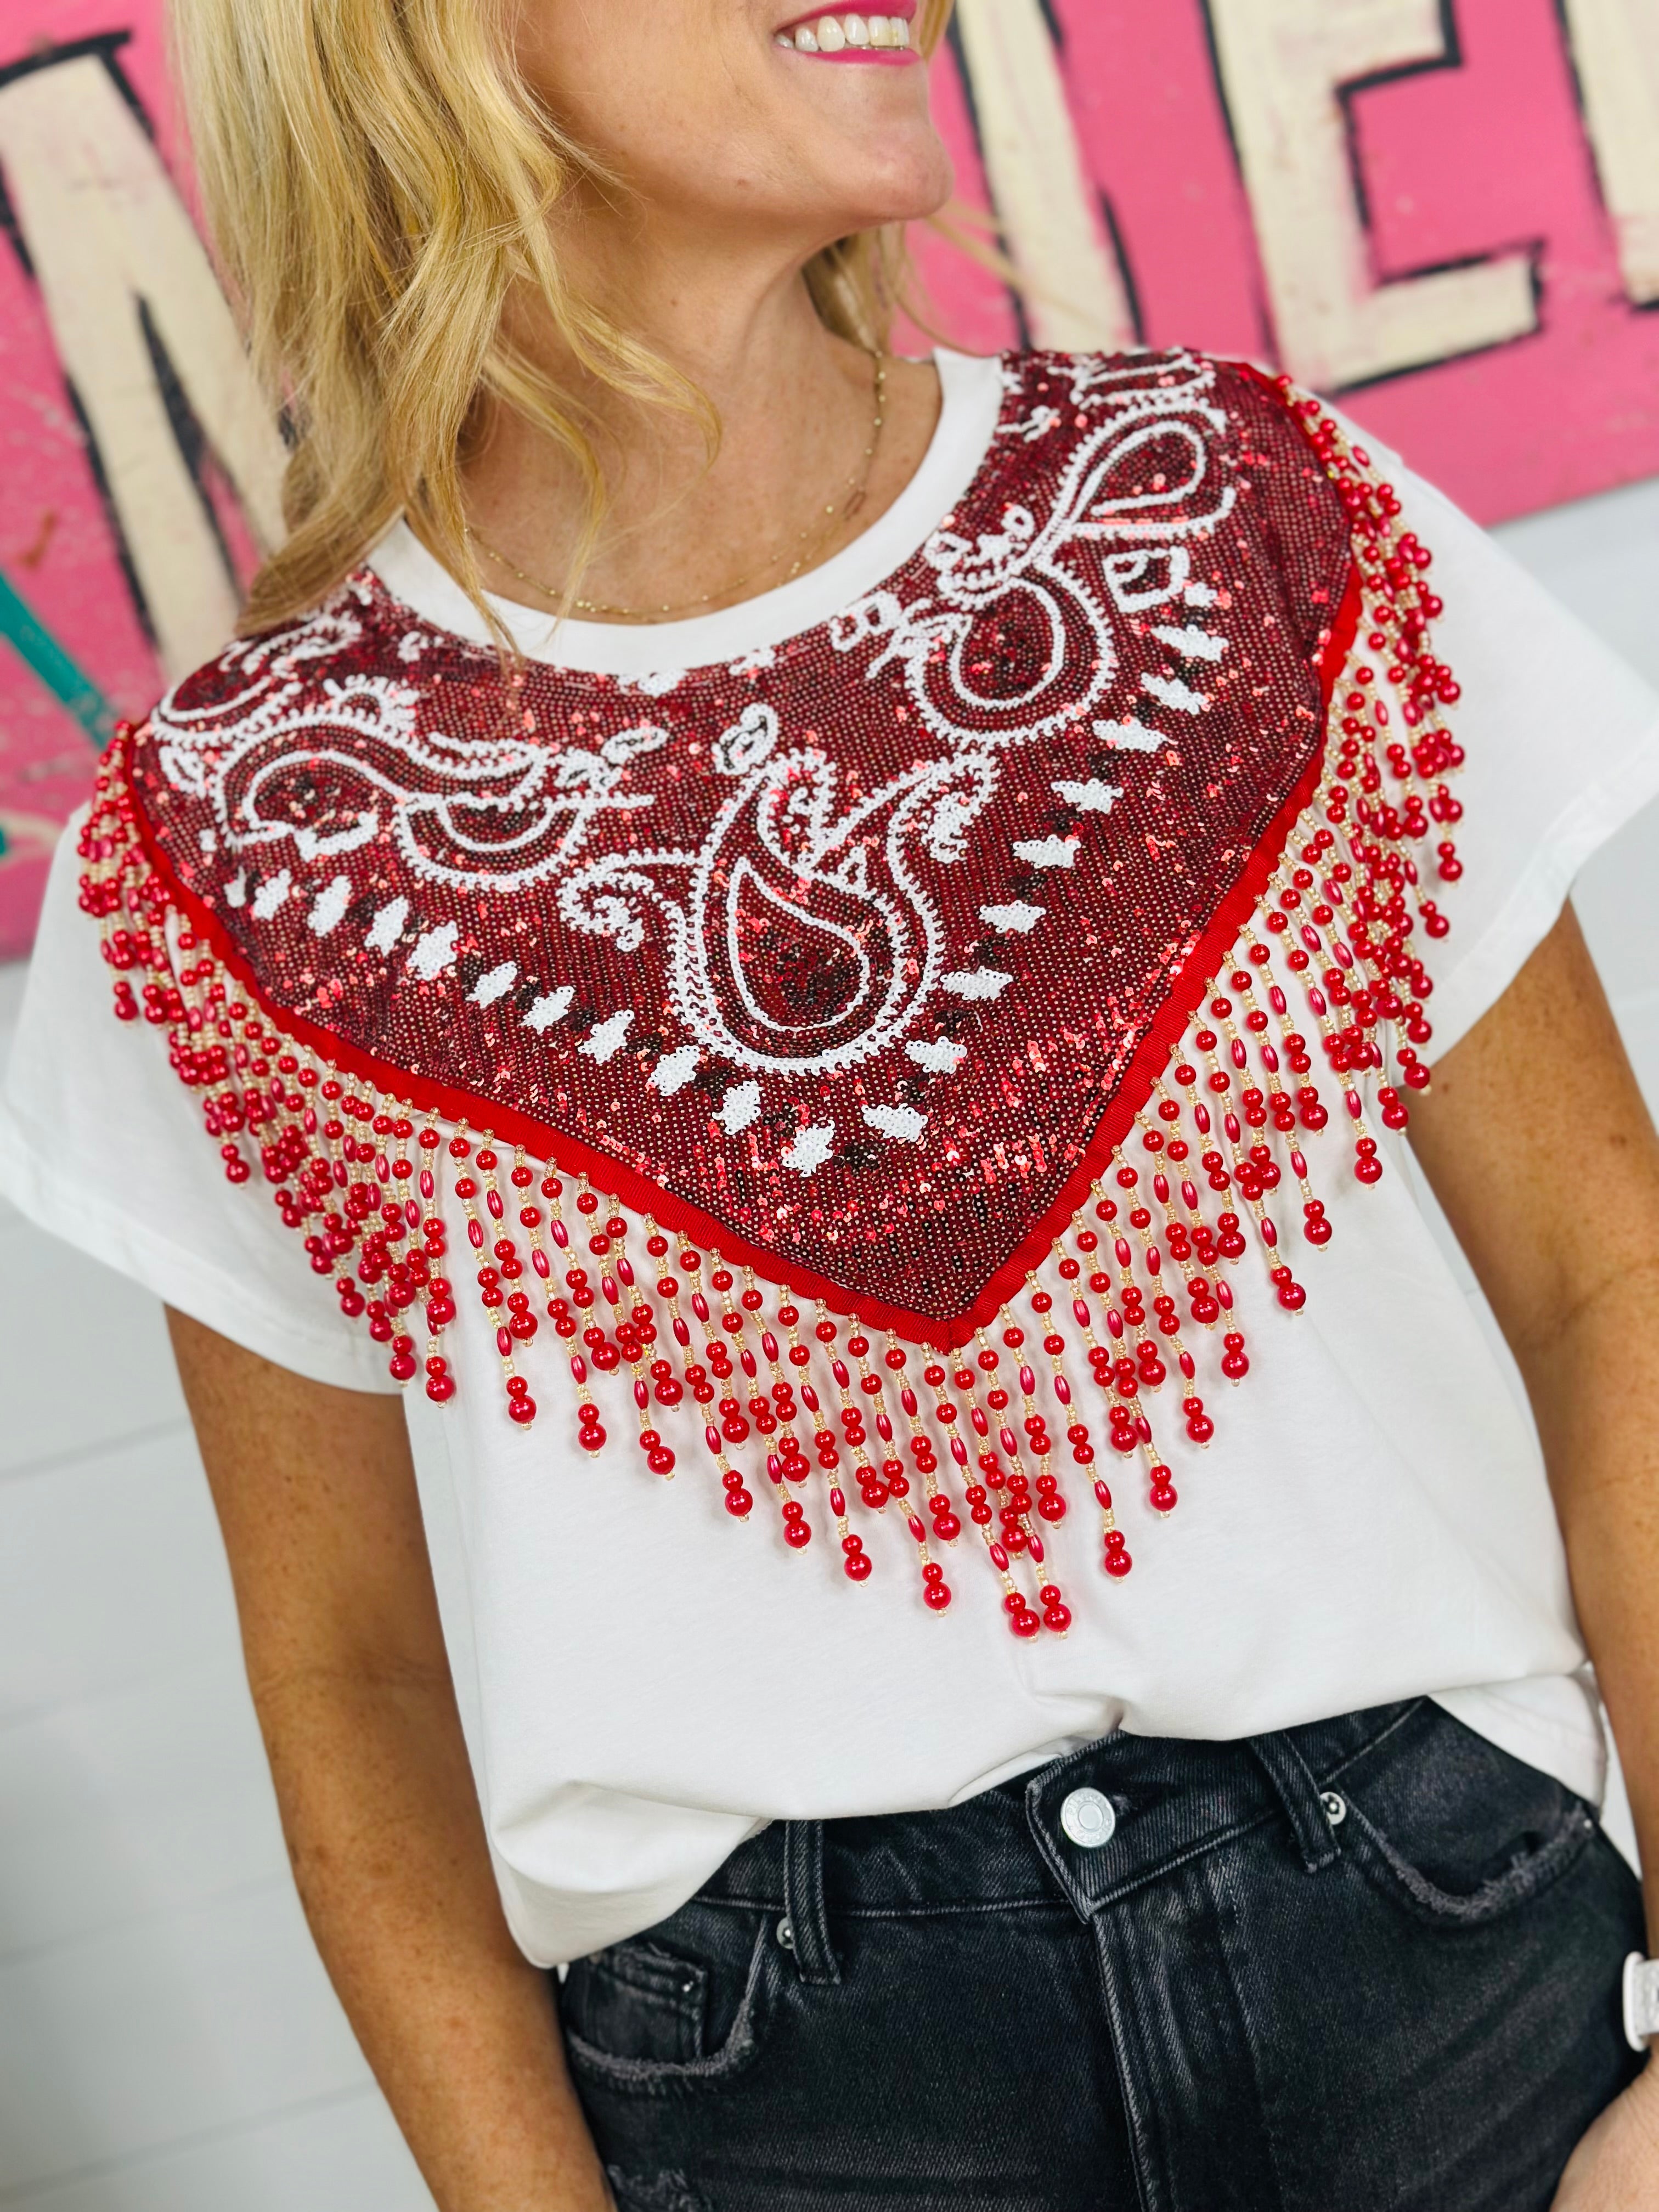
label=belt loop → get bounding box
[781,1819,840,1984]
[1248,1731,1341,1874]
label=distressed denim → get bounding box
[557,1699,1644,2210]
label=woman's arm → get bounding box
[167,1311,612,2212]
[1408,902,1659,2205]
[1408,903,1659,1914]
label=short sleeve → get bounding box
[1335,433,1659,1060]
[0,812,401,1394]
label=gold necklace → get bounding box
[467,354,887,625]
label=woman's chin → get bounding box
[785,132,953,240]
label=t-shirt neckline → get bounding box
[366,347,1006,678]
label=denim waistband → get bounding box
[697,1700,1423,1922]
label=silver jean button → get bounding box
[1059,1785,1117,1849]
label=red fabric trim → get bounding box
[123,551,1359,1354]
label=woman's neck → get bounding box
[459,244,941,624]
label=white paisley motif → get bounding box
[153,356,1241,1092]
[548,740,1000,1078]
[833,349,1234,753]
[152,597,667,894]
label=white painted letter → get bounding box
[951,0,1137,352]
[0,53,286,678]
[1561,0,1659,304]
[1206,0,1537,387]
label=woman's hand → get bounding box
[1552,2062,1659,2207]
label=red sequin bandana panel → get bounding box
[114,355,1398,1339]
[80,352,1465,1620]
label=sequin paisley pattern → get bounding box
[78,351,1465,1629]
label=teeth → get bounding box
[780,14,912,52]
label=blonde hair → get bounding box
[170,0,958,634]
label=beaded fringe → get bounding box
[76,385,1462,1633]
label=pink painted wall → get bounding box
[2,0,1656,955]
[0,10,188,949]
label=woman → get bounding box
[5,0,1659,2204]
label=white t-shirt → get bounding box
[5,348,1659,1967]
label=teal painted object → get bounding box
[0,565,119,747]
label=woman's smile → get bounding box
[773,8,919,61]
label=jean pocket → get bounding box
[1336,1699,1601,1928]
[561,1913,771,2094]
[1335,1700,1598,1929]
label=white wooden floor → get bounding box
[1,479,1657,2205]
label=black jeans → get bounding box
[557,1699,1644,2210]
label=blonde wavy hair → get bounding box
[170,0,959,634]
